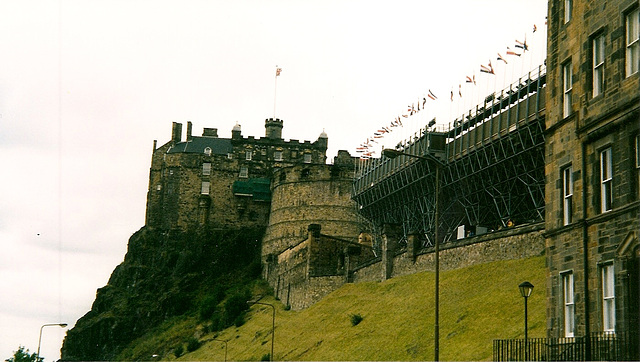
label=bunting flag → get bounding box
[515,38,528,52]
[275,67,282,76]
[356,19,542,157]
[466,75,476,84]
[480,60,495,74]
[506,47,521,56]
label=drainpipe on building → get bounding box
[581,140,591,361]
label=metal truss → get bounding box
[352,65,546,244]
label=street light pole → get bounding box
[382,148,444,361]
[519,281,534,361]
[248,301,275,361]
[36,323,67,361]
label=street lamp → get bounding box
[382,148,444,361]
[519,281,534,361]
[212,338,228,362]
[36,323,68,361]
[247,300,275,361]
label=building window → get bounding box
[239,166,248,178]
[627,8,640,77]
[202,162,211,176]
[593,35,605,97]
[563,61,573,118]
[602,263,616,332]
[245,151,252,161]
[227,153,233,160]
[204,147,212,156]
[304,153,312,163]
[201,181,210,195]
[600,147,613,212]
[274,151,283,161]
[564,0,572,23]
[562,166,573,225]
[562,271,575,337]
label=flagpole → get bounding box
[273,66,279,119]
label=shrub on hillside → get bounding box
[223,290,250,327]
[350,313,363,326]
[186,337,201,352]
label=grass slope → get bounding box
[164,255,546,361]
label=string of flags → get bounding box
[356,23,540,160]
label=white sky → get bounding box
[0,1,546,360]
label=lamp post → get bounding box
[247,301,275,361]
[382,148,444,361]
[212,338,228,362]
[36,323,67,361]
[518,281,534,361]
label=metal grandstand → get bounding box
[352,65,546,247]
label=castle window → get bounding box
[227,153,233,160]
[204,147,212,156]
[202,163,211,176]
[564,0,572,24]
[563,61,573,118]
[601,263,616,332]
[239,166,248,178]
[201,181,210,195]
[592,34,605,97]
[301,168,310,179]
[274,151,283,161]
[261,149,267,156]
[600,147,613,212]
[562,271,575,337]
[304,153,312,163]
[245,151,252,161]
[562,166,573,225]
[627,8,639,77]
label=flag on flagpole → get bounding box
[497,53,508,64]
[428,89,438,100]
[276,67,282,76]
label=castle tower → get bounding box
[265,118,283,140]
[262,158,361,288]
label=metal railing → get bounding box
[493,332,637,361]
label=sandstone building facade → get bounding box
[544,0,639,352]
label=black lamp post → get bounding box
[519,281,534,361]
[382,148,444,361]
[247,301,275,361]
[36,323,67,361]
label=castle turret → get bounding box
[265,118,283,140]
[232,122,242,140]
[316,129,328,151]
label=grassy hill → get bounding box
[120,254,546,361]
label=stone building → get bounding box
[145,118,329,230]
[544,0,639,353]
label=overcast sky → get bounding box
[0,1,546,360]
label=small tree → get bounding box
[5,346,42,362]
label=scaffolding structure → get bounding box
[352,65,546,245]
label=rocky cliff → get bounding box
[60,226,264,361]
